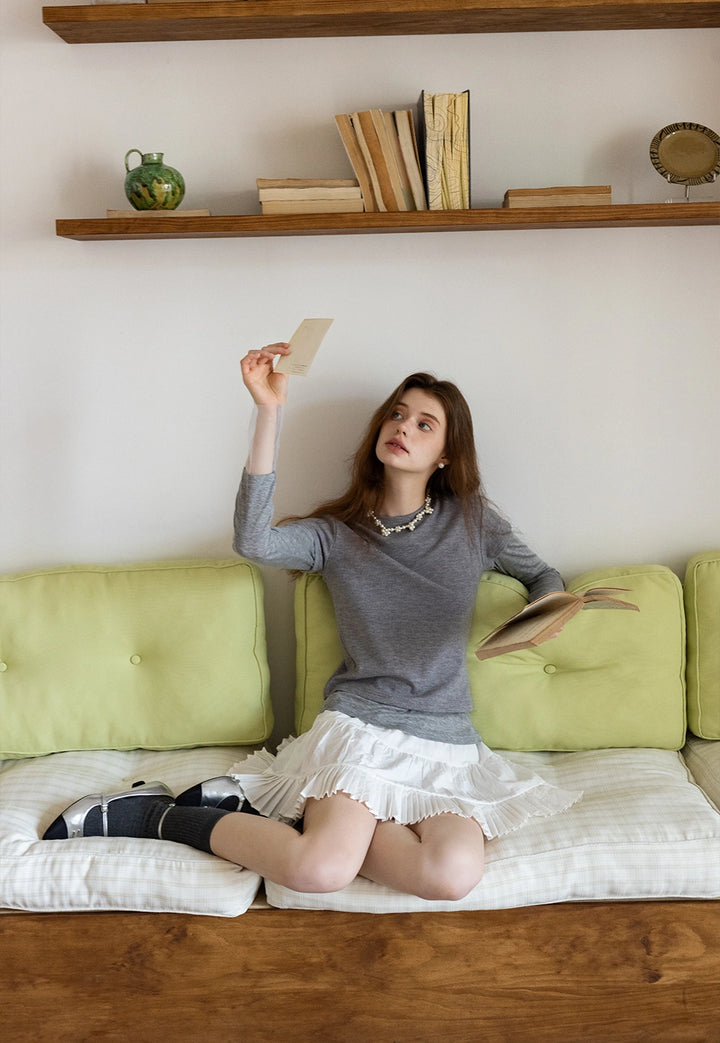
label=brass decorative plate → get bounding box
[650,122,720,185]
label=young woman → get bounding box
[44,343,580,901]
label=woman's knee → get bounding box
[287,847,362,894]
[288,793,377,893]
[416,845,485,902]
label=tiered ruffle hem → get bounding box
[230,711,581,839]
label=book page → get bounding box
[474,593,578,660]
[275,318,333,376]
[482,602,574,645]
[476,592,579,651]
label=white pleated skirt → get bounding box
[229,711,582,839]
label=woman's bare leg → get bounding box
[359,814,486,901]
[209,792,378,894]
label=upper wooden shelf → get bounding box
[42,0,720,44]
[56,204,720,239]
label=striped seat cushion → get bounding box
[0,745,261,915]
[265,747,720,912]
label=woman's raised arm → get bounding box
[241,342,290,475]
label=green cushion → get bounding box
[0,560,272,758]
[294,564,686,751]
[685,551,720,739]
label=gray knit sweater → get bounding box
[234,470,563,743]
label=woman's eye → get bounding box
[419,421,431,431]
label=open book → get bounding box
[475,588,639,661]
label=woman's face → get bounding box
[375,387,448,480]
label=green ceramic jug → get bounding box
[124,149,185,210]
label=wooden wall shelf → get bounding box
[42,0,720,44]
[56,204,720,240]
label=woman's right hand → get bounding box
[240,343,291,407]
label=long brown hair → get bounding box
[288,372,488,532]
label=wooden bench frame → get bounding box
[3,900,719,1040]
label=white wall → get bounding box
[2,5,719,739]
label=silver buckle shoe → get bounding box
[43,782,173,840]
[175,776,251,812]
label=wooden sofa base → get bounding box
[3,900,719,1041]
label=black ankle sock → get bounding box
[158,805,231,854]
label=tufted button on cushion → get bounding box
[544,664,557,675]
[130,654,142,665]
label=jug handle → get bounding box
[125,149,143,173]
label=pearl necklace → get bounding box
[368,495,433,537]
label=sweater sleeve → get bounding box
[493,530,564,600]
[232,469,331,573]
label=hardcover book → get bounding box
[475,587,639,660]
[503,186,612,208]
[418,90,470,210]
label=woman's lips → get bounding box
[386,440,408,454]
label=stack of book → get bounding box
[257,178,364,214]
[334,109,428,212]
[418,90,470,210]
[503,185,612,208]
[256,93,471,216]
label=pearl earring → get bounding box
[438,462,445,469]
